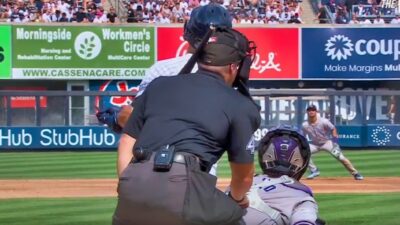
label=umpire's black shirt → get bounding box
[123,70,261,169]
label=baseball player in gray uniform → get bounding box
[302,105,364,180]
[240,128,324,225]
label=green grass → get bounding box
[0,150,399,225]
[0,198,116,225]
[0,150,399,179]
[0,152,116,179]
[0,193,399,225]
[315,193,400,225]
[304,150,400,177]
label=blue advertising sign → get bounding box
[366,125,400,147]
[1,125,399,150]
[255,126,365,148]
[336,126,364,147]
[0,127,119,149]
[254,125,400,148]
[302,28,400,79]
[337,125,400,147]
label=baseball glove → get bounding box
[96,107,122,133]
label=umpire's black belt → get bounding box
[133,150,206,171]
[133,152,200,164]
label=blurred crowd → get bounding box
[0,0,305,24]
[123,0,304,24]
[0,0,118,23]
[316,0,400,24]
[3,0,399,24]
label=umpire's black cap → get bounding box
[306,105,317,111]
[198,28,249,66]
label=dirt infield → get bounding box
[0,177,399,199]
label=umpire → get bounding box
[113,28,261,225]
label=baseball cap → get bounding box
[198,29,250,66]
[306,105,317,111]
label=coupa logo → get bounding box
[325,34,400,61]
[74,32,102,60]
[325,35,353,61]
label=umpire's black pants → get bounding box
[112,154,244,225]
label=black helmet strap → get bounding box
[178,27,215,75]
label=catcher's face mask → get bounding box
[258,128,311,180]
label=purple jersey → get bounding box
[243,175,318,225]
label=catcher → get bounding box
[240,128,326,225]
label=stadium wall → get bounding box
[1,24,400,150]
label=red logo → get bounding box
[157,27,300,80]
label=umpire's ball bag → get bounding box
[182,156,244,225]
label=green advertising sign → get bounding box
[0,26,11,79]
[12,25,155,79]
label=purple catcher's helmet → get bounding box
[258,128,311,180]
